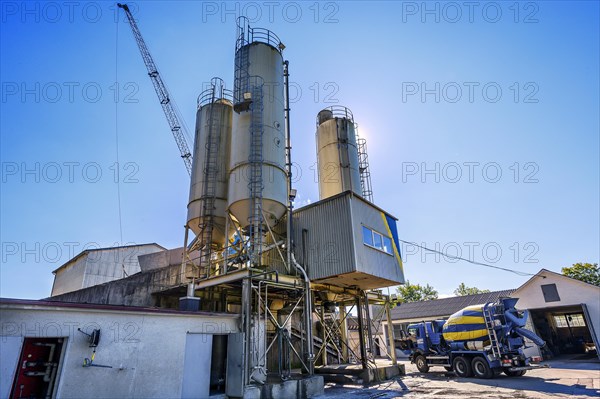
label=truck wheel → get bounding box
[452,357,472,378]
[471,356,493,379]
[415,355,429,373]
[504,370,526,377]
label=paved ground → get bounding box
[320,358,600,399]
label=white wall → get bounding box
[0,302,239,399]
[52,256,87,296]
[512,270,600,359]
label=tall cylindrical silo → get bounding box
[228,18,287,229]
[316,106,362,200]
[187,78,233,246]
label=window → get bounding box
[362,226,374,246]
[553,315,568,328]
[553,314,586,328]
[373,232,383,249]
[383,236,393,254]
[408,327,419,338]
[541,283,561,302]
[362,225,394,255]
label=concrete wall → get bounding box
[512,270,600,359]
[138,247,198,273]
[49,263,191,308]
[52,245,164,297]
[0,300,239,399]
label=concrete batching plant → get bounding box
[169,16,405,399]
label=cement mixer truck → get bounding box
[398,298,547,378]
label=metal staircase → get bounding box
[483,304,502,359]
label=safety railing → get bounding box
[235,16,283,52]
[316,105,354,126]
[197,77,233,108]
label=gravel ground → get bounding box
[320,359,600,399]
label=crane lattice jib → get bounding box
[118,4,192,175]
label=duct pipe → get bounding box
[504,308,528,327]
[515,327,546,347]
[284,60,293,274]
[291,253,314,374]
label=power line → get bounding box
[398,239,536,277]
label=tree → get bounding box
[561,263,600,286]
[453,282,490,296]
[395,280,438,303]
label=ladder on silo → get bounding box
[357,137,374,202]
[234,22,252,112]
[483,304,502,359]
[199,86,223,278]
[248,80,264,266]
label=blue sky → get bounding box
[1,1,598,299]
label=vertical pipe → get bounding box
[284,60,293,273]
[320,305,327,366]
[356,296,368,370]
[339,305,349,363]
[290,253,313,375]
[242,278,251,385]
[386,301,397,365]
[180,225,189,283]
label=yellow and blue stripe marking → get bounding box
[442,305,489,342]
[381,212,403,273]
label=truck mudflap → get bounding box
[507,364,550,372]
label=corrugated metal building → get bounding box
[291,191,405,289]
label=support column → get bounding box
[356,296,368,370]
[386,301,397,365]
[364,293,375,361]
[339,305,349,363]
[242,278,251,385]
[321,305,327,366]
[180,226,190,283]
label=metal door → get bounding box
[181,333,213,399]
[9,337,64,399]
[581,303,600,360]
[226,333,244,398]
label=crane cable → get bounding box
[115,12,127,277]
[398,239,536,277]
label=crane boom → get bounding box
[117,3,192,175]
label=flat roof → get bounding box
[294,190,398,221]
[0,297,238,318]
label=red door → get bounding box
[10,337,64,399]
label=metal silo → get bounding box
[187,78,233,246]
[316,106,362,200]
[228,17,287,230]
